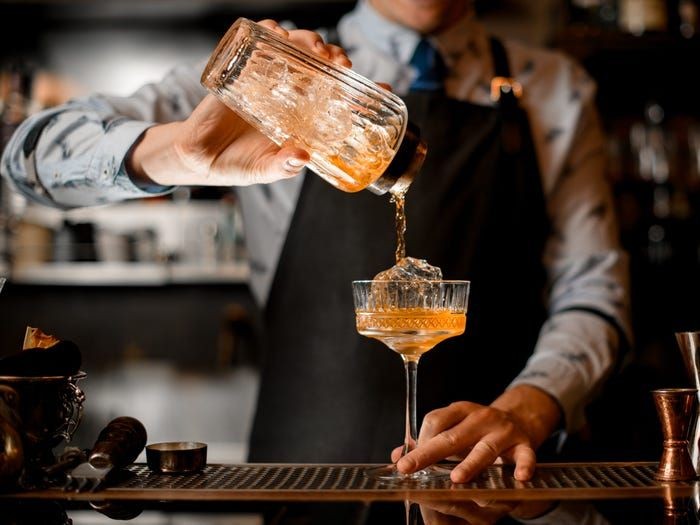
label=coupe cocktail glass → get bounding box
[352,280,470,481]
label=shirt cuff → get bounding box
[509,359,582,433]
[117,159,174,194]
[91,120,174,199]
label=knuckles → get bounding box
[437,429,461,448]
[469,406,503,426]
[448,400,471,411]
[500,419,518,437]
[422,412,442,431]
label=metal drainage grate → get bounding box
[112,463,661,492]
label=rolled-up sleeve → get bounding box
[1,61,207,208]
[510,97,631,432]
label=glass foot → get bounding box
[364,464,452,483]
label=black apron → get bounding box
[248,39,550,463]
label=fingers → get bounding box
[505,443,536,481]
[396,402,537,484]
[390,445,403,464]
[327,44,352,67]
[376,82,393,92]
[286,31,351,66]
[419,402,475,444]
[450,440,536,484]
[396,402,476,473]
[449,436,506,484]
[257,20,352,67]
[286,28,329,56]
[257,19,289,37]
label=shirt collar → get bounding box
[350,0,419,64]
[344,0,479,66]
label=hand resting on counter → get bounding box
[392,384,563,483]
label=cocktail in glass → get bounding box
[352,279,470,481]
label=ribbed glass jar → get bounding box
[201,18,421,194]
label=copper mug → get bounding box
[0,372,85,479]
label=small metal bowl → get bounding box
[146,441,207,474]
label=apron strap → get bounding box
[489,37,512,78]
[489,37,526,153]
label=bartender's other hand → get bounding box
[393,385,562,484]
[127,21,352,188]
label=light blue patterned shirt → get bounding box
[0,0,631,433]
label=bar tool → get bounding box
[146,441,207,474]
[653,388,697,481]
[63,416,147,492]
[676,331,700,474]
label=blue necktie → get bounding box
[409,39,445,92]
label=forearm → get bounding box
[1,60,208,208]
[0,104,169,208]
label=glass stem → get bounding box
[401,356,420,459]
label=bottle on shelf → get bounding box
[679,0,699,38]
[618,0,668,35]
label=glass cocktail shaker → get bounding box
[201,18,426,195]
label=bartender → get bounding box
[1,0,630,483]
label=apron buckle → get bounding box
[490,76,523,102]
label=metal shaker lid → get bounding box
[367,121,427,195]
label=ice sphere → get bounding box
[373,257,442,282]
[369,257,443,310]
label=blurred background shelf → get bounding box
[9,261,250,285]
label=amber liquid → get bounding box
[325,154,390,193]
[356,309,466,360]
[391,190,407,263]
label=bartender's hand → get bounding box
[392,385,562,483]
[126,20,352,188]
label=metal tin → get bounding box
[146,442,207,474]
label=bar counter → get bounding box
[2,461,697,524]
